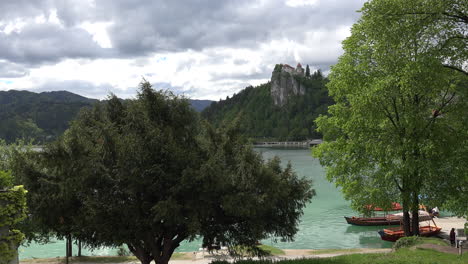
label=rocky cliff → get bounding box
[270,64,306,106]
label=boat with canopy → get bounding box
[377,210,441,242]
[345,202,404,226]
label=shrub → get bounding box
[393,236,421,250]
[117,246,131,256]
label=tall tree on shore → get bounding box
[18,81,314,264]
[305,65,311,77]
[11,135,90,263]
[313,0,468,236]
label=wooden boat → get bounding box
[344,216,401,226]
[365,202,402,211]
[377,210,441,242]
[378,225,442,242]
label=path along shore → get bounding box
[432,216,466,240]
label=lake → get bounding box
[19,148,393,259]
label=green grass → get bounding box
[257,245,285,255]
[393,236,450,250]
[213,248,468,264]
[308,249,362,255]
[412,237,449,246]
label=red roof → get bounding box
[297,63,302,68]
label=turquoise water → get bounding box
[19,148,392,259]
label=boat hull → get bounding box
[378,226,442,242]
[344,216,400,226]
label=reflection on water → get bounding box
[21,148,393,258]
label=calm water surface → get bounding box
[20,148,392,259]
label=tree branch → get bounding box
[442,64,468,76]
[394,177,403,192]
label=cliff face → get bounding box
[270,64,305,106]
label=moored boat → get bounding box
[364,202,403,211]
[344,216,401,226]
[378,225,442,242]
[377,210,441,242]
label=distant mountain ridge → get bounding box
[0,90,213,143]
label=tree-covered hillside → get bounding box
[202,74,332,141]
[0,90,214,143]
[0,90,97,143]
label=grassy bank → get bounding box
[214,248,467,264]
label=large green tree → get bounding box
[313,0,467,237]
[18,81,314,264]
[12,137,89,262]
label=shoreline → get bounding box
[20,248,393,264]
[19,217,466,263]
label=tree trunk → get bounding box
[66,234,73,257]
[78,240,82,257]
[154,238,178,264]
[402,191,412,236]
[65,239,69,264]
[411,192,420,236]
[127,243,153,264]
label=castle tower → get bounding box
[295,63,304,75]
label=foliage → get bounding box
[16,81,314,264]
[228,245,271,259]
[0,90,212,144]
[313,0,468,237]
[202,75,332,141]
[0,170,12,188]
[0,171,27,264]
[392,236,421,250]
[117,246,131,257]
[0,90,97,143]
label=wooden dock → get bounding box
[253,139,323,148]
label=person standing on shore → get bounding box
[450,228,456,247]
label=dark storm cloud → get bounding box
[0,23,113,65]
[97,0,365,55]
[0,0,52,20]
[0,61,29,78]
[0,0,365,66]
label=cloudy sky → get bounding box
[0,0,366,100]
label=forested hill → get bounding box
[0,90,97,143]
[202,72,333,141]
[0,90,213,143]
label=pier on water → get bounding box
[253,139,323,148]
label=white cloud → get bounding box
[79,22,113,48]
[1,19,28,34]
[285,0,320,7]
